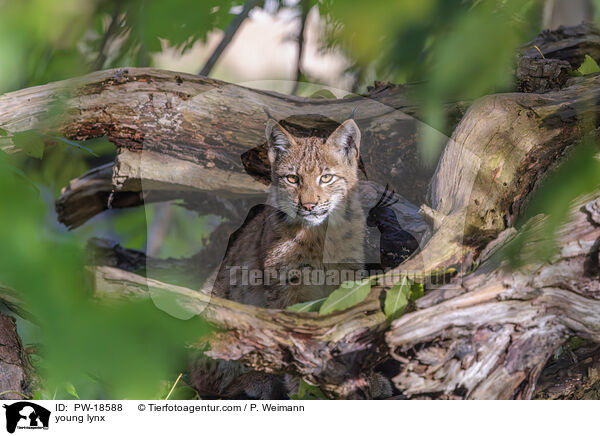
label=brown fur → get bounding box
[191,119,387,399]
[210,118,365,308]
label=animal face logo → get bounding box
[3,402,51,433]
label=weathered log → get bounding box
[515,57,571,92]
[0,68,466,227]
[92,264,388,399]
[521,22,600,67]
[56,163,256,230]
[386,70,600,280]
[45,69,600,279]
[80,84,600,398]
[387,193,600,399]
[54,24,600,400]
[90,190,600,399]
[55,69,600,280]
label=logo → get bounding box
[3,402,50,433]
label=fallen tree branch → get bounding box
[380,71,600,282]
[92,264,388,398]
[89,191,600,399]
[0,67,466,228]
[388,194,600,399]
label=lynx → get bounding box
[210,117,365,308]
[191,117,391,399]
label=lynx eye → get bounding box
[285,174,299,184]
[320,174,334,184]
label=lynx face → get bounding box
[265,119,361,226]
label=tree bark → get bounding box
[89,189,600,399]
[534,339,600,399]
[0,314,35,400]
[0,68,466,227]
[1,24,600,399]
[388,194,600,399]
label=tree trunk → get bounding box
[1,24,599,399]
[0,314,35,400]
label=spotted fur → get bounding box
[210,118,365,308]
[191,119,382,400]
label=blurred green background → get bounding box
[0,0,599,399]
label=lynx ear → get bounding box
[327,119,361,160]
[265,119,294,163]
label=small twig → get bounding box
[533,45,546,59]
[165,373,183,400]
[0,390,30,399]
[199,0,262,76]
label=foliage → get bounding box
[318,279,372,315]
[286,297,327,313]
[320,0,543,161]
[287,279,375,315]
[0,0,240,93]
[0,153,212,399]
[384,277,423,321]
[286,276,424,320]
[290,379,327,400]
[504,139,600,268]
[571,54,600,76]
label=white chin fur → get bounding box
[301,214,327,226]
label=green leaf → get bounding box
[319,279,371,315]
[410,281,424,301]
[12,130,44,158]
[286,298,326,313]
[64,382,80,399]
[126,0,236,54]
[290,379,327,400]
[0,128,8,136]
[572,54,600,76]
[384,278,410,320]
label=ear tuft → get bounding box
[266,120,291,150]
[327,119,361,160]
[266,120,295,164]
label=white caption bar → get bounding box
[0,400,590,435]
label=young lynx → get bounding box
[210,117,365,308]
[190,117,391,400]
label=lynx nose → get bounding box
[301,202,317,211]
